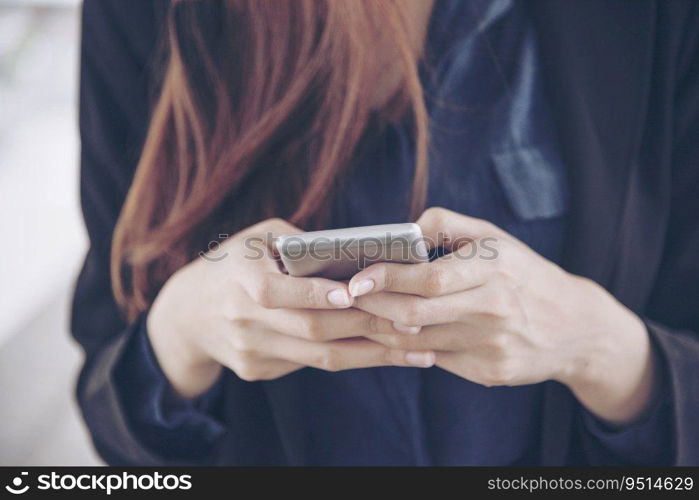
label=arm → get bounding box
[72,0,228,465]
[73,3,424,466]
[348,2,699,463]
[648,0,699,465]
[579,1,699,465]
[627,4,699,462]
[346,207,685,465]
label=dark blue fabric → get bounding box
[114,0,670,465]
[114,314,226,461]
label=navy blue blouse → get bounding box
[114,0,670,465]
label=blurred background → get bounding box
[0,0,101,465]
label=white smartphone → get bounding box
[275,223,429,279]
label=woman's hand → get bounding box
[147,218,435,399]
[349,207,658,425]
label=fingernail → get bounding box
[327,289,352,307]
[349,279,374,297]
[405,351,435,368]
[393,322,421,334]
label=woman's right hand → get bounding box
[147,218,435,398]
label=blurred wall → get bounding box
[0,0,101,465]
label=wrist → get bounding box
[558,278,641,385]
[147,283,221,399]
[556,277,658,424]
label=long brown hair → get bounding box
[112,0,429,320]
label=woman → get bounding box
[73,0,699,465]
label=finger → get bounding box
[241,217,302,239]
[260,308,404,341]
[366,322,491,351]
[242,272,353,309]
[353,291,463,326]
[238,218,303,272]
[220,320,305,381]
[354,281,512,326]
[417,207,514,252]
[348,253,490,298]
[259,332,436,370]
[434,351,490,384]
[435,351,528,387]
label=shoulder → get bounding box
[654,1,699,80]
[81,0,169,68]
[80,0,171,135]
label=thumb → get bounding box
[416,207,512,252]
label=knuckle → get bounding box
[234,359,261,382]
[423,207,447,231]
[266,217,286,227]
[222,300,243,322]
[378,347,400,366]
[424,206,447,222]
[229,316,251,331]
[259,217,289,234]
[239,346,261,359]
[317,348,344,372]
[423,267,448,297]
[236,342,260,359]
[229,330,249,352]
[489,333,512,354]
[301,315,325,341]
[403,299,427,326]
[488,289,517,318]
[250,275,274,308]
[491,261,516,284]
[491,252,509,274]
[382,334,405,350]
[302,281,324,307]
[362,313,380,334]
[229,330,260,357]
[377,264,393,290]
[494,239,516,263]
[496,313,523,332]
[441,335,463,352]
[487,359,517,386]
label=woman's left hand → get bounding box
[349,207,658,425]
